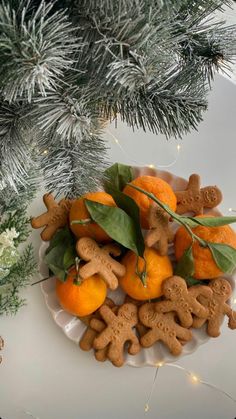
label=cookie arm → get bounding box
[90,318,106,333]
[79,261,98,279]
[99,305,117,324]
[223,304,236,329]
[31,212,51,229]
[190,286,213,299]
[155,300,175,314]
[103,244,121,257]
[141,330,160,348]
[93,328,111,350]
[188,174,201,192]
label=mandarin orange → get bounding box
[69,191,116,242]
[119,247,173,300]
[174,215,236,279]
[123,176,177,228]
[56,267,107,317]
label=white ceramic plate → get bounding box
[40,168,235,367]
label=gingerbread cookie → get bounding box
[124,295,148,338]
[145,203,174,255]
[0,336,4,364]
[76,237,126,290]
[175,174,222,215]
[93,303,140,367]
[31,193,73,240]
[79,298,115,351]
[192,278,236,337]
[139,303,192,355]
[155,276,212,328]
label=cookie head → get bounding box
[139,303,157,325]
[201,186,222,207]
[162,276,186,300]
[209,278,232,298]
[118,304,138,326]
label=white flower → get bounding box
[0,228,19,256]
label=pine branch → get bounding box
[0,244,36,315]
[0,99,40,192]
[0,168,38,213]
[0,1,79,102]
[39,130,108,198]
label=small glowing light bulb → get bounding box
[144,404,149,412]
[148,164,155,169]
[190,373,199,384]
[114,138,119,144]
[43,149,48,155]
[229,208,233,212]
[177,144,181,151]
[156,361,164,368]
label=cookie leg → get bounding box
[127,334,140,355]
[192,316,206,329]
[79,328,97,351]
[207,317,222,337]
[108,341,124,367]
[164,336,182,356]
[95,348,108,362]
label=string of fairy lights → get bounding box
[144,362,236,413]
[106,129,182,169]
[106,126,236,414]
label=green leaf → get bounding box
[44,227,77,281]
[63,245,77,270]
[107,187,145,256]
[104,163,134,193]
[174,246,195,278]
[45,227,75,255]
[185,277,205,287]
[85,200,142,256]
[183,216,236,229]
[207,242,236,274]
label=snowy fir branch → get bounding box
[0,0,236,199]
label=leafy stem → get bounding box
[135,256,147,287]
[128,183,210,247]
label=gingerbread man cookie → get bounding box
[76,237,126,290]
[124,295,148,338]
[139,303,192,355]
[31,193,73,240]
[192,278,236,337]
[145,203,174,255]
[93,303,140,367]
[155,276,212,328]
[79,298,115,351]
[175,174,222,215]
[0,336,4,364]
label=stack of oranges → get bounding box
[56,174,236,318]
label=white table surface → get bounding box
[1,73,236,419]
[1,2,236,412]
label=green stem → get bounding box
[135,256,147,287]
[127,183,206,247]
[71,218,92,225]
